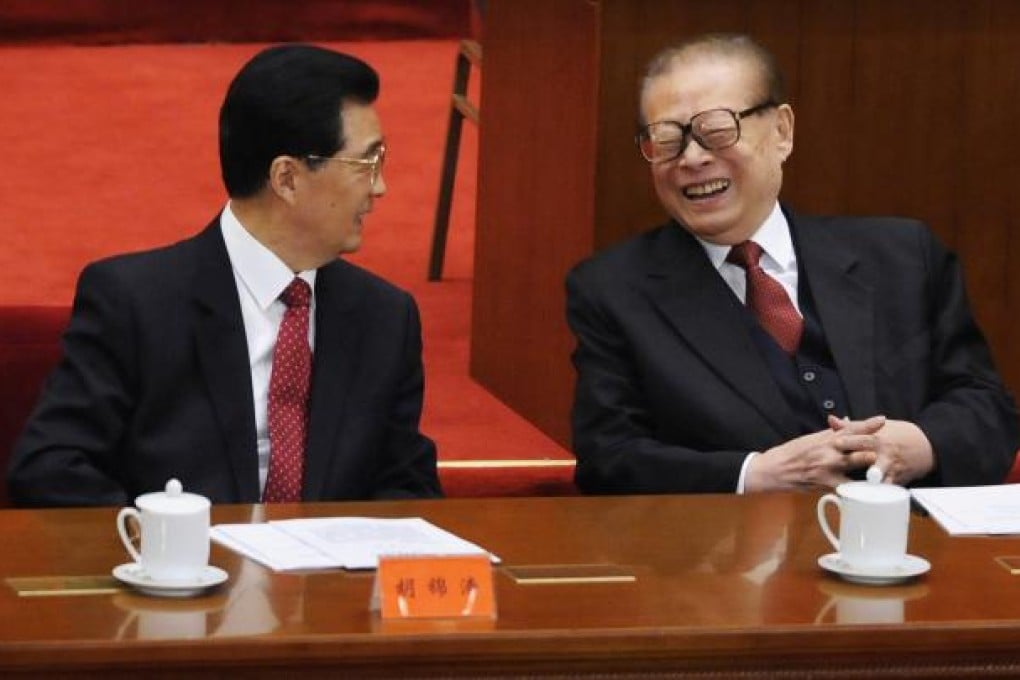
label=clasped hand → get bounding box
[745,415,934,492]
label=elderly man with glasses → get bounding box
[566,33,1017,495]
[10,44,441,507]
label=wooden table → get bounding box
[3,493,1020,678]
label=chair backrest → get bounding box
[1006,451,1020,485]
[438,461,577,497]
[0,306,69,507]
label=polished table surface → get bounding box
[3,493,1020,678]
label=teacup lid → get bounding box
[837,479,909,503]
[135,479,210,513]
[866,465,884,484]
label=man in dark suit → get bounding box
[566,33,1017,494]
[8,44,441,506]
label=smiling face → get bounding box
[293,102,387,259]
[641,53,793,245]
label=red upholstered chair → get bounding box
[1006,451,1020,484]
[0,306,69,507]
[438,461,577,498]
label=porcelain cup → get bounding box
[816,481,910,571]
[116,479,210,583]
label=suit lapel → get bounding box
[302,262,361,500]
[793,214,877,417]
[191,222,261,502]
[643,225,800,438]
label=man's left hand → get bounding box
[830,416,934,485]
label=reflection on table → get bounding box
[3,493,1020,677]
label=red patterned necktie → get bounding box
[264,277,312,503]
[726,241,803,355]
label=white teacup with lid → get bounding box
[116,479,211,583]
[816,478,910,571]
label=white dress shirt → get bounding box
[219,203,316,496]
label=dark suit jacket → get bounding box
[8,220,441,506]
[566,209,1018,494]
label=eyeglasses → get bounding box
[306,143,387,186]
[636,101,777,164]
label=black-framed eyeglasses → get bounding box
[306,143,387,186]
[636,101,778,164]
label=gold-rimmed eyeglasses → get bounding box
[636,101,777,164]
[306,144,386,186]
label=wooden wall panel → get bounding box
[958,0,1020,393]
[783,1,856,211]
[471,0,600,445]
[473,0,1020,449]
[845,1,967,247]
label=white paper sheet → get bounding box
[910,484,1020,535]
[211,517,497,571]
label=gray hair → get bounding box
[640,33,787,120]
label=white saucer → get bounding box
[112,563,228,598]
[818,553,930,586]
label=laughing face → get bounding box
[640,53,794,245]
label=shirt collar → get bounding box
[220,203,317,310]
[697,202,796,273]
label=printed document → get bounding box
[211,517,498,571]
[911,484,1020,535]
